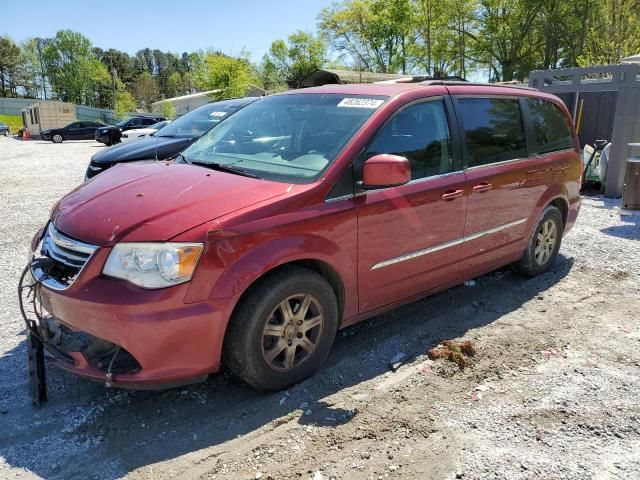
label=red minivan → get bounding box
[23,82,581,391]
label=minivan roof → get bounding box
[278,82,555,101]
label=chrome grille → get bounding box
[41,223,97,270]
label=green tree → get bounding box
[534,0,592,69]
[95,48,135,85]
[133,48,155,75]
[89,58,114,108]
[318,0,415,73]
[194,52,250,99]
[256,56,289,92]
[0,36,21,97]
[412,0,478,78]
[578,0,640,66]
[165,71,182,98]
[114,87,137,118]
[131,71,159,111]
[262,31,327,88]
[472,0,540,82]
[42,30,111,106]
[159,101,176,119]
[16,39,42,98]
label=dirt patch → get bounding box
[428,340,477,369]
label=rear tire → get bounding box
[223,266,339,391]
[514,205,563,277]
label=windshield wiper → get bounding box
[177,153,261,179]
[189,159,261,179]
[175,152,190,164]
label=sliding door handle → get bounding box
[473,182,493,193]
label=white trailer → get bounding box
[21,101,76,137]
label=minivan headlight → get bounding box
[103,243,203,289]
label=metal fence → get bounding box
[529,63,640,197]
[75,105,119,124]
[0,97,36,116]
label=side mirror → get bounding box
[361,154,411,189]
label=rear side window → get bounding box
[367,100,453,180]
[457,97,527,167]
[527,98,574,154]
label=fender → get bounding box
[530,148,581,235]
[185,230,358,318]
[529,183,569,238]
[214,233,344,298]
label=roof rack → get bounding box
[420,80,538,91]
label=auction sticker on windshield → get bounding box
[209,111,227,117]
[337,98,385,109]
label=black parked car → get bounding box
[0,122,9,136]
[40,121,104,143]
[94,116,166,146]
[86,97,259,179]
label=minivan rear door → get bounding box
[356,97,467,313]
[452,95,535,273]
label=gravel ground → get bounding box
[0,136,639,480]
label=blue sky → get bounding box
[1,0,335,61]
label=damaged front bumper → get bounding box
[19,229,227,398]
[19,260,146,393]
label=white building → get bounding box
[151,87,265,116]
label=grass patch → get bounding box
[0,114,23,134]
[428,340,476,370]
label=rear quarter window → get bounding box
[457,97,527,167]
[527,98,575,154]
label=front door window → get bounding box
[366,100,453,179]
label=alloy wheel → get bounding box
[534,219,557,265]
[261,293,324,372]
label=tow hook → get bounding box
[18,263,48,406]
[105,346,121,388]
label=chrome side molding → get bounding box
[371,218,527,270]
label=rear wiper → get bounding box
[189,159,261,179]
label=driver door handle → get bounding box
[441,189,464,201]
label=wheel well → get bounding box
[550,198,568,226]
[231,259,346,325]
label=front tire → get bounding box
[224,266,339,391]
[52,134,63,143]
[514,205,563,277]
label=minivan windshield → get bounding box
[182,93,387,183]
[157,98,257,139]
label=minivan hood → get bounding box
[52,162,290,245]
[91,136,195,164]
